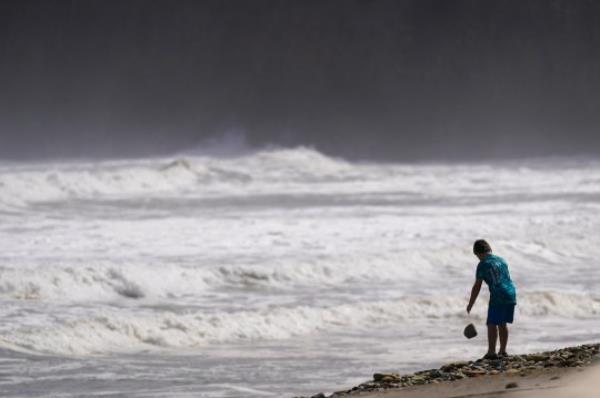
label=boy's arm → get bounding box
[466,279,483,313]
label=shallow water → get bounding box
[0,148,599,397]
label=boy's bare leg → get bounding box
[487,325,498,354]
[498,323,508,354]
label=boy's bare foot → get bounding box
[498,351,509,358]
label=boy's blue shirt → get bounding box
[476,253,517,306]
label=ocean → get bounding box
[0,147,598,397]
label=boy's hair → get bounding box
[473,239,492,255]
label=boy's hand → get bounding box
[466,304,473,314]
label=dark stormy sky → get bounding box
[1,0,600,161]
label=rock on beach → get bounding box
[294,343,599,398]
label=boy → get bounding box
[466,239,516,359]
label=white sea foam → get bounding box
[0,148,599,362]
[0,147,598,209]
[0,291,597,355]
[0,148,357,207]
[0,230,597,302]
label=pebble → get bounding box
[295,343,599,398]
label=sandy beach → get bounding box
[358,366,598,398]
[298,344,599,398]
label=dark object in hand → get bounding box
[464,323,477,339]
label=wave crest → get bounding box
[0,147,356,208]
[0,291,597,355]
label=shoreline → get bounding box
[295,343,599,398]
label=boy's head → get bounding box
[473,239,492,260]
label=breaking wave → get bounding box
[0,291,597,355]
[1,147,599,209]
[1,149,599,358]
[0,147,358,208]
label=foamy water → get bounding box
[0,148,599,397]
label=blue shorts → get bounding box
[487,304,515,325]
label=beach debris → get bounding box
[295,343,599,397]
